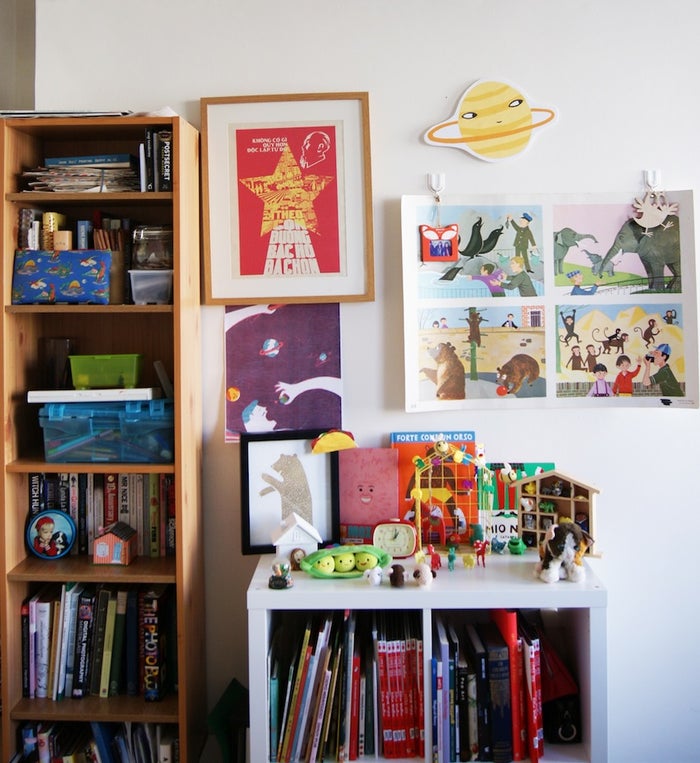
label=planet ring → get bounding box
[426,107,556,145]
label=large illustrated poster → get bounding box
[401,191,698,410]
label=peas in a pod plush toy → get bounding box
[300,545,392,578]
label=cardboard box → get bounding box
[12,249,112,304]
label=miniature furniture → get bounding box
[513,470,599,554]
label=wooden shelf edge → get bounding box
[10,693,179,723]
[8,554,176,583]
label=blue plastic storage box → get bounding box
[39,400,174,463]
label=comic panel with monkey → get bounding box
[555,302,686,398]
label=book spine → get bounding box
[63,584,83,698]
[90,473,104,550]
[118,473,130,527]
[42,473,59,510]
[44,153,134,167]
[156,130,173,192]
[72,589,95,698]
[35,597,53,699]
[165,473,176,556]
[103,472,118,526]
[140,586,169,700]
[89,587,111,696]
[76,219,92,249]
[77,473,88,555]
[58,472,70,513]
[125,587,139,696]
[128,473,144,554]
[29,472,43,515]
[144,128,155,192]
[99,591,118,697]
[148,473,161,557]
[21,598,30,697]
[68,473,79,553]
[109,588,129,696]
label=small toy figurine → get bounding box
[268,560,293,589]
[425,544,442,571]
[447,546,457,571]
[462,553,476,569]
[364,566,384,586]
[289,547,306,570]
[490,537,507,554]
[389,564,407,587]
[508,536,527,555]
[536,521,593,583]
[413,562,437,587]
[473,539,489,567]
[469,523,485,544]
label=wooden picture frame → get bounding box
[201,92,374,304]
[240,429,340,555]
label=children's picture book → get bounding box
[390,431,483,544]
[338,448,398,544]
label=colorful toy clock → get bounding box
[372,518,417,558]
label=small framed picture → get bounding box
[26,509,76,560]
[240,429,340,555]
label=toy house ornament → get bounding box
[271,511,322,560]
[512,469,599,555]
[93,521,137,565]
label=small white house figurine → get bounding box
[271,511,322,560]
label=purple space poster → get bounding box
[224,304,342,441]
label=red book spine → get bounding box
[103,473,118,526]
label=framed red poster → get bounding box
[201,92,374,304]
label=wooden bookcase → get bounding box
[247,553,608,763]
[0,116,206,762]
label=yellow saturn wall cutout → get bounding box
[424,79,557,162]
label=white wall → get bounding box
[34,2,699,760]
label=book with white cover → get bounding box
[27,387,161,403]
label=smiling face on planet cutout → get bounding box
[425,80,556,161]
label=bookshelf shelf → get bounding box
[0,115,206,762]
[247,553,608,763]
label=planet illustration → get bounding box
[315,351,331,367]
[259,337,283,357]
[226,386,240,402]
[424,79,556,162]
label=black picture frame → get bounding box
[240,429,340,555]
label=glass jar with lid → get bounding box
[132,225,173,269]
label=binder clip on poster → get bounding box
[419,173,459,263]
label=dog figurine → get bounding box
[536,520,593,583]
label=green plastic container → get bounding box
[68,353,142,389]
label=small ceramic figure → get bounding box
[269,560,293,589]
